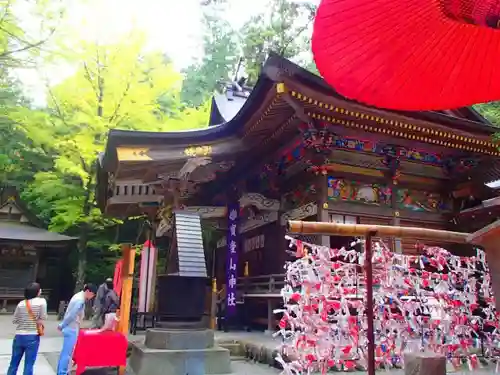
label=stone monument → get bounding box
[129,212,232,375]
[404,352,446,375]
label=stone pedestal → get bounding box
[130,329,231,375]
[404,352,446,375]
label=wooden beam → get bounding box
[287,221,469,244]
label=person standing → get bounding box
[57,283,97,375]
[7,282,47,375]
[91,278,112,329]
[101,279,120,331]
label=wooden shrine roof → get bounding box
[98,53,500,215]
[0,221,76,243]
[0,187,76,243]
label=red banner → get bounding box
[113,259,123,296]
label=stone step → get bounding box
[218,341,244,357]
[129,342,232,375]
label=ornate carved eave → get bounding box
[241,211,278,233]
[155,192,280,238]
[182,206,227,219]
[239,193,280,211]
[280,203,318,225]
[216,210,279,248]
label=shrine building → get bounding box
[96,53,500,330]
[0,187,76,311]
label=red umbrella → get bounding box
[312,0,500,110]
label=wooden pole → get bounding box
[365,232,376,375]
[210,278,217,330]
[287,221,470,243]
[118,243,135,375]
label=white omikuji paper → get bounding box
[275,237,499,375]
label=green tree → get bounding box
[0,72,53,188]
[475,102,500,127]
[180,3,239,107]
[0,0,64,67]
[181,0,318,103]
[15,33,208,290]
[238,0,317,84]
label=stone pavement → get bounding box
[0,315,62,375]
[0,315,281,375]
[0,355,54,375]
[0,315,495,374]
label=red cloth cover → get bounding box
[73,329,128,374]
[312,0,500,110]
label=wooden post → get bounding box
[118,243,135,375]
[33,250,40,281]
[318,173,330,246]
[210,278,217,330]
[365,232,376,375]
[266,298,273,334]
[390,181,403,253]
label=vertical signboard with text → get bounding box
[225,203,239,316]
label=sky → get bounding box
[16,0,276,105]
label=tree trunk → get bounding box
[74,223,89,292]
[73,174,94,293]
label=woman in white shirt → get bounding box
[7,282,47,375]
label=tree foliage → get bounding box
[474,102,500,127]
[8,33,209,290]
[180,6,239,108]
[180,0,318,107]
[0,73,53,188]
[0,0,64,67]
[239,0,317,84]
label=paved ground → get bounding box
[0,315,61,375]
[0,315,281,375]
[0,315,495,374]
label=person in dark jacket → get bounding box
[102,279,119,315]
[101,280,120,331]
[91,278,112,328]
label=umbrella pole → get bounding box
[365,232,376,375]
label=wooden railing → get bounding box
[234,274,371,297]
[236,274,286,296]
[0,287,51,299]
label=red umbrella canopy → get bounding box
[312,0,500,110]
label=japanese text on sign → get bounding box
[225,204,240,315]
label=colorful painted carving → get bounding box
[253,131,447,188]
[297,125,443,165]
[332,135,443,164]
[327,178,392,206]
[397,189,451,212]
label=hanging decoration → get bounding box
[275,236,500,374]
[312,0,500,110]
